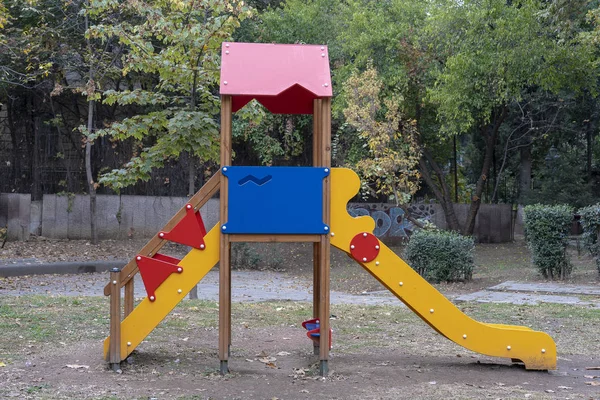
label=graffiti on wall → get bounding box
[347,203,437,242]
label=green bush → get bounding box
[523,204,573,279]
[404,230,474,282]
[579,203,600,273]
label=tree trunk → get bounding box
[86,99,98,244]
[418,147,461,232]
[188,154,195,196]
[519,144,532,200]
[6,99,20,191]
[29,95,42,201]
[463,107,507,235]
[85,4,98,244]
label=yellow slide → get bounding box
[103,225,221,361]
[329,168,556,370]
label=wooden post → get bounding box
[318,97,332,376]
[312,99,322,355]
[219,95,233,375]
[108,267,122,371]
[124,279,134,318]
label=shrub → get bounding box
[404,229,474,282]
[523,204,573,279]
[579,203,600,273]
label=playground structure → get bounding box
[103,42,557,376]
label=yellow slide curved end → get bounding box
[330,168,556,370]
[103,224,221,360]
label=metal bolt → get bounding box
[375,245,380,250]
[136,256,142,261]
[224,81,228,85]
[363,232,367,237]
[225,50,229,55]
[362,257,367,262]
[324,226,329,231]
[225,43,230,47]
[112,280,117,285]
[430,309,434,313]
[178,289,182,294]
[321,53,325,57]
[324,83,329,87]
[223,167,228,172]
[200,244,205,249]
[186,204,192,210]
[331,232,335,237]
[350,245,355,250]
[463,334,467,339]
[321,46,324,50]
[159,232,165,238]
[375,261,380,266]
[150,296,155,301]
[127,342,132,346]
[507,346,511,350]
[222,225,227,230]
[541,348,546,354]
[177,267,182,272]
[399,282,403,286]
[324,168,329,173]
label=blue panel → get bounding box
[222,166,329,234]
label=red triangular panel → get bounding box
[136,255,183,301]
[159,204,207,249]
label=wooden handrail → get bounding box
[104,171,221,296]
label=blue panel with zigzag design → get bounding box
[221,166,329,234]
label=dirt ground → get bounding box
[1,238,599,399]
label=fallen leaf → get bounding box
[584,375,599,379]
[65,364,89,369]
[586,366,600,370]
[266,362,277,368]
[276,351,290,356]
[585,382,600,386]
[258,357,277,363]
[0,362,6,367]
[557,386,572,390]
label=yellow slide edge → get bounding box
[103,224,220,360]
[329,168,556,370]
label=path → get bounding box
[1,268,599,308]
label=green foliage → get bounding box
[523,204,573,279]
[523,145,595,208]
[425,0,595,137]
[86,0,252,190]
[404,230,474,283]
[579,203,600,273]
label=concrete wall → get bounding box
[348,202,513,244]
[1,192,514,243]
[40,194,219,240]
[0,193,32,241]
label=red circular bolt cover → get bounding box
[349,232,380,263]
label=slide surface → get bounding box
[329,168,556,370]
[103,224,220,360]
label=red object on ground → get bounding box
[349,232,380,263]
[158,204,207,250]
[219,42,332,114]
[302,318,332,349]
[136,255,183,301]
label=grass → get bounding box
[1,295,598,365]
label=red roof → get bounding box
[219,42,332,114]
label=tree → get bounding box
[422,0,596,233]
[343,64,422,216]
[87,0,251,191]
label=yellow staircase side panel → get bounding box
[329,168,556,370]
[103,224,221,360]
